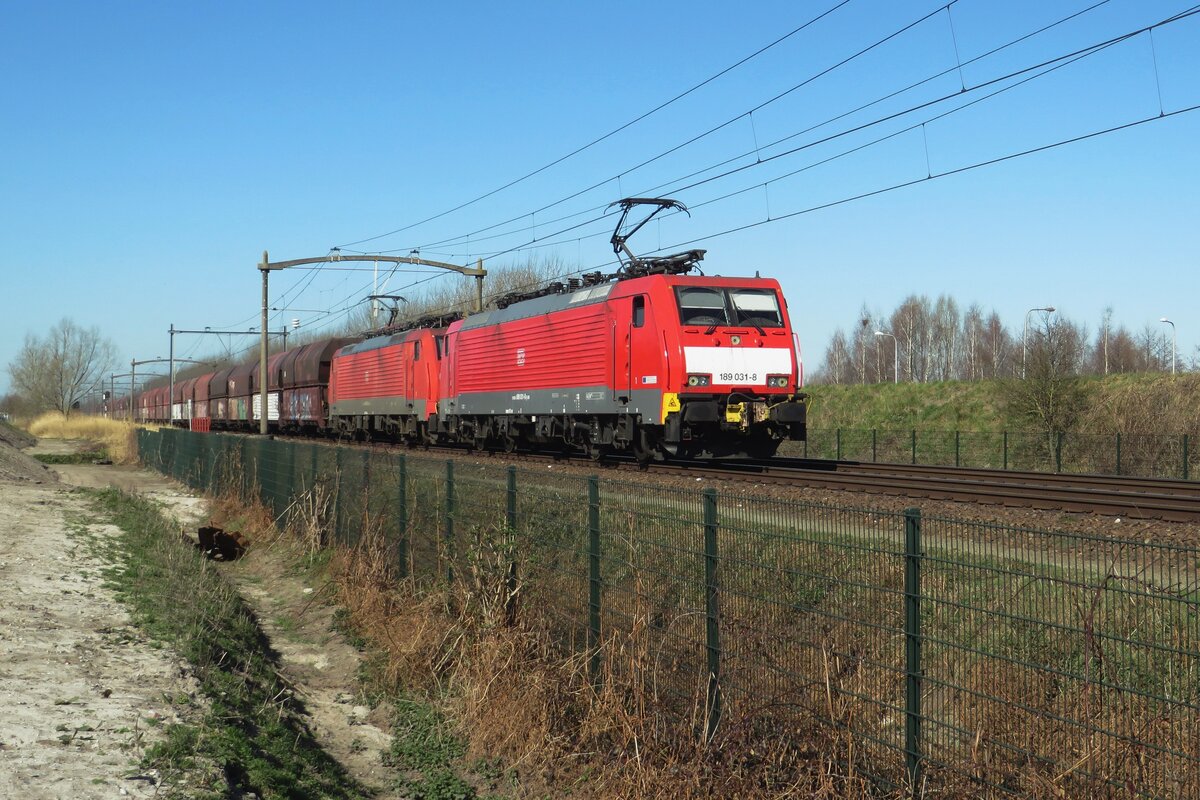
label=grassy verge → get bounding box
[203,488,525,800]
[26,411,139,462]
[86,487,368,799]
[34,448,109,464]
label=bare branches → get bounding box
[6,318,116,416]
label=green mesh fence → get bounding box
[137,428,1200,797]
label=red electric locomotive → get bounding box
[425,198,806,460]
[432,257,804,460]
[329,326,443,442]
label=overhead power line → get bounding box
[231,4,1197,343]
[410,2,1199,267]
[371,0,1114,262]
[352,0,973,261]
[333,0,856,249]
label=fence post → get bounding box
[444,460,455,583]
[836,428,842,461]
[286,438,297,521]
[1115,433,1122,476]
[396,454,408,579]
[702,488,722,742]
[1003,431,1009,471]
[955,430,960,468]
[362,445,370,497]
[872,429,878,463]
[333,450,343,544]
[1055,432,1063,473]
[240,437,249,501]
[587,475,602,688]
[911,429,917,465]
[504,466,518,625]
[904,507,923,796]
[1184,434,1190,481]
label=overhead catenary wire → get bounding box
[219,3,1198,349]
[357,0,1113,261]
[427,88,1200,322]
[333,0,855,250]
[415,3,1198,266]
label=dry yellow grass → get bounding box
[24,412,149,463]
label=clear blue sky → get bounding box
[2,0,1198,394]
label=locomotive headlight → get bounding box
[767,375,789,388]
[687,374,711,387]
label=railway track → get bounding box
[262,432,1200,523]
[656,457,1200,522]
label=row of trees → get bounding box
[814,295,1183,384]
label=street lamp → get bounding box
[874,330,898,384]
[1160,317,1176,375]
[1022,306,1056,379]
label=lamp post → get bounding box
[874,330,898,384]
[1022,306,1056,379]
[1160,317,1176,375]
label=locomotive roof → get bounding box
[338,327,429,357]
[461,272,780,330]
[461,282,615,330]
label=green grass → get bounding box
[34,448,109,464]
[384,700,514,800]
[804,372,1200,435]
[85,487,370,800]
[804,379,1015,430]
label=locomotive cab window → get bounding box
[632,296,645,328]
[412,340,421,360]
[730,289,783,328]
[676,287,729,326]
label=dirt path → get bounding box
[0,464,198,797]
[229,542,394,792]
[0,438,392,797]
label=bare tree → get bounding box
[981,312,1013,378]
[815,329,851,384]
[929,295,959,380]
[1006,315,1088,439]
[7,318,117,417]
[890,295,931,382]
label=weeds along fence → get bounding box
[139,428,1200,798]
[791,429,1197,480]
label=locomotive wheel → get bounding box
[633,430,657,465]
[744,435,782,460]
